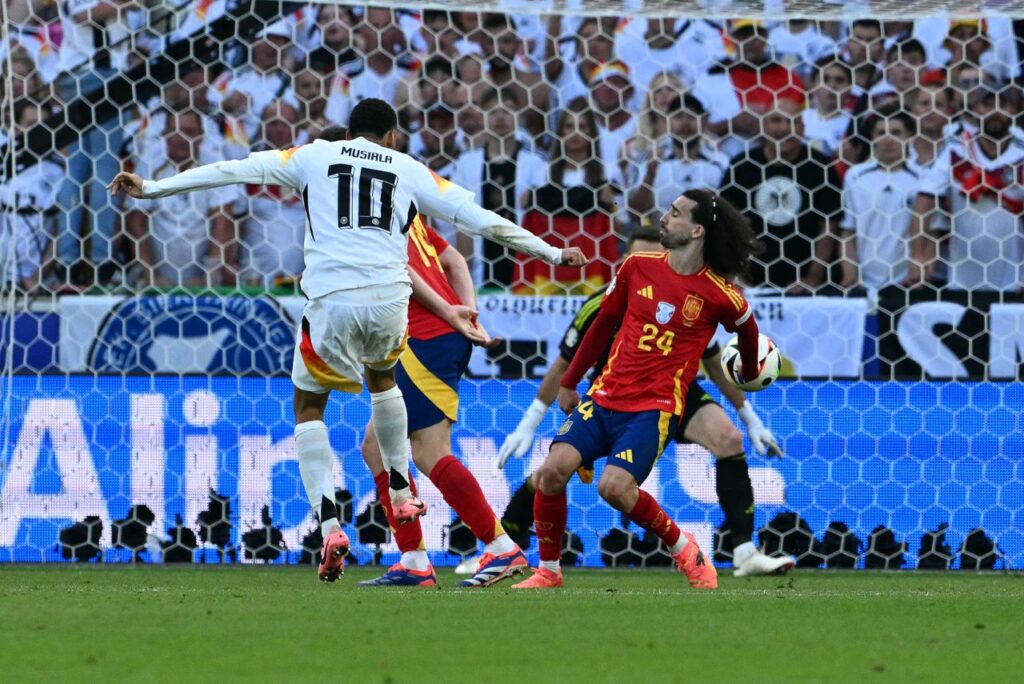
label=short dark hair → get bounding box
[347,98,397,138]
[812,55,853,84]
[627,226,662,247]
[870,104,916,137]
[682,189,763,280]
[316,126,347,141]
[887,38,926,63]
[668,93,706,117]
[851,19,882,35]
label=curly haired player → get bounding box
[513,189,763,590]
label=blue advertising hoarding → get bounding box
[1,376,1021,568]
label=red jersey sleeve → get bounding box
[717,284,759,381]
[560,257,633,389]
[425,224,450,253]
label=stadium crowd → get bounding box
[3,3,1024,298]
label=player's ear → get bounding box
[382,129,397,149]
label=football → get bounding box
[720,334,782,391]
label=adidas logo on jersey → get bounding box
[636,285,653,299]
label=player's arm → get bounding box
[557,262,632,413]
[704,346,783,457]
[439,243,476,311]
[412,168,586,267]
[408,266,489,346]
[107,149,305,199]
[723,298,761,384]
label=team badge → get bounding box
[557,418,573,435]
[656,302,675,324]
[682,295,704,322]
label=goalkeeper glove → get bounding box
[738,400,784,458]
[497,398,549,468]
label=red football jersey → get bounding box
[588,253,753,415]
[406,217,461,340]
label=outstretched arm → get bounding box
[108,149,304,199]
[450,202,587,267]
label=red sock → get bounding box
[534,489,567,562]
[429,455,502,544]
[373,471,423,553]
[628,490,681,548]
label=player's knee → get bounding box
[711,426,745,458]
[535,464,568,495]
[597,476,633,510]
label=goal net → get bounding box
[1,0,1022,571]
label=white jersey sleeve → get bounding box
[140,148,306,199]
[407,163,563,264]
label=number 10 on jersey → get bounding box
[327,163,399,231]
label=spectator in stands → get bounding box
[236,102,306,288]
[519,97,618,294]
[614,19,718,98]
[768,20,838,80]
[544,15,617,109]
[694,19,806,159]
[869,38,929,107]
[125,110,237,288]
[306,3,361,74]
[325,7,413,127]
[720,96,842,291]
[802,56,854,157]
[452,89,548,287]
[589,61,637,185]
[477,13,549,139]
[620,71,688,189]
[292,66,329,138]
[447,82,487,150]
[843,19,885,93]
[415,103,460,176]
[915,79,1024,293]
[55,0,147,285]
[210,22,298,138]
[839,108,921,291]
[2,101,64,293]
[908,82,953,171]
[950,65,984,128]
[414,9,462,61]
[628,94,728,227]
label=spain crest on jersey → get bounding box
[682,295,704,322]
[656,302,676,324]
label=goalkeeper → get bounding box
[497,227,793,577]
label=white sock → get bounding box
[321,517,341,537]
[484,534,516,556]
[668,534,689,556]
[400,550,430,571]
[295,420,337,526]
[734,541,757,564]
[539,560,561,574]
[370,386,411,501]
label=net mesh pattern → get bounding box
[1,1,1022,569]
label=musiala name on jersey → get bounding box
[340,147,394,164]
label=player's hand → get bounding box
[737,400,783,458]
[749,424,784,458]
[557,386,580,415]
[107,172,145,198]
[559,247,589,267]
[497,428,534,468]
[442,304,502,349]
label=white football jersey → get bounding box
[140,136,562,298]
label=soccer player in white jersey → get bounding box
[109,98,587,582]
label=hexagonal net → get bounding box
[1,1,1022,570]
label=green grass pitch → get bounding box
[1,565,1021,682]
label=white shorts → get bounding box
[291,283,411,394]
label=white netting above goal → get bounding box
[1,1,1022,571]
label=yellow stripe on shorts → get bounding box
[399,347,459,422]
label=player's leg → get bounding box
[292,386,349,582]
[509,442,582,589]
[357,422,436,587]
[684,404,794,576]
[500,473,538,550]
[601,410,717,590]
[408,421,528,586]
[359,289,424,522]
